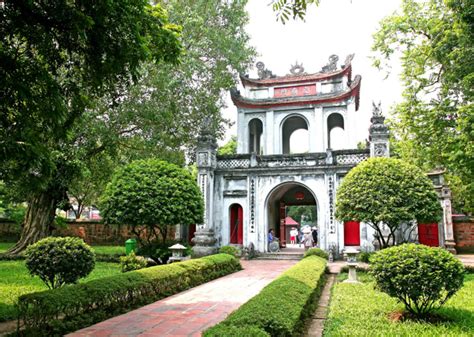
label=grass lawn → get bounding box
[0,242,125,256]
[324,272,474,337]
[0,242,14,253]
[0,260,121,322]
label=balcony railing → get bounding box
[215,149,370,170]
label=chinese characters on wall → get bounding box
[274,84,316,98]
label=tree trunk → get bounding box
[6,191,57,255]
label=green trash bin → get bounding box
[125,238,137,255]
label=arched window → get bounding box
[248,118,263,154]
[327,113,345,149]
[229,204,243,244]
[282,115,308,154]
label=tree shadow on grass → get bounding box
[388,307,474,333]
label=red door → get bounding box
[230,204,243,244]
[418,223,439,247]
[344,221,360,246]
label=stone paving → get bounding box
[68,260,296,337]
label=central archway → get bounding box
[265,182,318,251]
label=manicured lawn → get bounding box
[324,272,474,337]
[0,260,121,322]
[0,242,125,255]
[0,242,14,253]
[92,245,125,255]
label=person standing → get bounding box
[302,228,314,251]
[290,227,298,245]
[311,226,318,247]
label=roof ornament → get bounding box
[256,61,275,80]
[289,61,305,76]
[372,101,383,117]
[321,55,339,73]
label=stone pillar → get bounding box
[442,186,456,253]
[192,120,218,257]
[369,101,390,158]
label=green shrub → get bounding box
[120,252,147,273]
[370,243,465,317]
[205,325,269,337]
[101,159,204,246]
[219,245,239,257]
[203,256,326,337]
[25,237,95,289]
[18,254,241,335]
[137,240,191,264]
[358,251,374,263]
[303,247,328,260]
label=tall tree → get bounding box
[372,0,474,214]
[66,0,256,211]
[0,1,181,254]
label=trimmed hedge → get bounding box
[303,247,329,260]
[204,325,270,337]
[204,256,327,337]
[17,254,241,336]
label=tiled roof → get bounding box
[231,75,361,110]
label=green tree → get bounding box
[271,0,321,23]
[66,0,255,217]
[287,205,317,225]
[218,136,238,156]
[100,159,204,245]
[372,0,474,214]
[336,158,442,248]
[1,1,181,255]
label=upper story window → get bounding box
[321,81,343,94]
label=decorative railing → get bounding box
[216,149,369,170]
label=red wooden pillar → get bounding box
[344,221,360,246]
[418,223,439,247]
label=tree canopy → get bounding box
[100,160,204,244]
[336,158,441,248]
[0,0,181,194]
[372,0,474,214]
[0,0,181,254]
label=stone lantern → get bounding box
[344,247,360,283]
[167,243,189,263]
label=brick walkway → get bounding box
[68,260,296,337]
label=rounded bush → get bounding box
[25,237,95,289]
[101,159,203,231]
[120,252,148,273]
[303,248,328,260]
[219,245,239,257]
[370,243,465,316]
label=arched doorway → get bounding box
[327,113,345,149]
[248,118,263,154]
[266,183,317,250]
[229,204,243,244]
[282,115,309,154]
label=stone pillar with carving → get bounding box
[192,120,218,257]
[369,101,390,158]
[442,185,457,253]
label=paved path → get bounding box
[68,260,296,337]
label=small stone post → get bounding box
[344,247,360,283]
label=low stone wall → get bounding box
[0,219,20,241]
[0,219,176,245]
[453,216,474,253]
[53,220,134,245]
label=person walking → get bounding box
[302,228,314,251]
[311,226,318,247]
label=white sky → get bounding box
[221,0,403,147]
